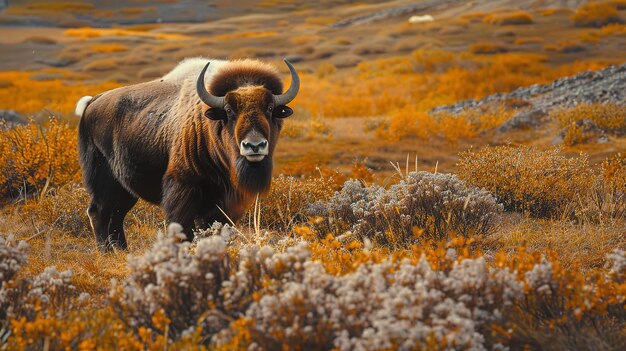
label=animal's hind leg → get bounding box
[87,182,137,251]
[107,189,138,250]
[81,143,137,250]
[87,200,112,251]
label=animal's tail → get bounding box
[75,96,93,117]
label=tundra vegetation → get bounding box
[0,0,625,350]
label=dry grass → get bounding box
[469,41,509,54]
[21,36,57,45]
[489,217,624,269]
[483,11,533,25]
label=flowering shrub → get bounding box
[0,235,85,347]
[0,71,120,115]
[458,146,596,218]
[309,172,502,245]
[483,11,533,25]
[552,103,626,145]
[0,120,81,201]
[571,2,621,27]
[110,224,243,341]
[1,224,625,349]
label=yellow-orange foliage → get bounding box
[571,2,621,27]
[90,43,129,53]
[64,27,189,40]
[552,103,626,145]
[292,49,607,120]
[469,42,509,54]
[483,11,533,25]
[0,120,80,199]
[458,146,595,218]
[0,71,120,115]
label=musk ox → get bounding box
[75,58,299,251]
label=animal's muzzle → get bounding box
[240,132,269,162]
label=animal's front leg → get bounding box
[195,205,230,231]
[161,176,201,241]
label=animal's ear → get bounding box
[273,105,293,118]
[205,108,227,121]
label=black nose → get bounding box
[242,140,267,153]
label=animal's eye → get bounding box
[268,105,273,113]
[273,105,293,118]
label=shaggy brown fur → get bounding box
[77,59,292,250]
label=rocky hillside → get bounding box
[432,63,626,133]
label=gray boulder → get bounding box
[497,109,547,133]
[0,110,27,126]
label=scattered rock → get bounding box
[556,119,609,145]
[433,63,626,115]
[497,108,547,132]
[408,15,434,24]
[0,110,27,127]
[331,0,456,27]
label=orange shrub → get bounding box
[483,11,533,25]
[541,7,573,16]
[469,42,509,54]
[90,43,129,53]
[0,120,80,201]
[458,146,595,218]
[552,103,626,145]
[600,23,626,35]
[571,2,621,27]
[0,71,120,115]
[293,49,607,119]
[514,37,545,45]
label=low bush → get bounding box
[243,175,339,232]
[483,11,533,25]
[469,42,508,54]
[5,228,624,350]
[0,235,86,342]
[0,71,120,115]
[571,2,622,27]
[0,120,81,202]
[90,43,128,53]
[514,37,545,45]
[552,103,626,145]
[308,171,502,245]
[458,146,626,223]
[458,146,595,218]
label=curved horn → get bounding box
[196,61,224,108]
[273,59,300,106]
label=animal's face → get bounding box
[196,59,299,194]
[204,86,293,193]
[206,86,292,162]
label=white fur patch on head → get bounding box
[161,57,227,85]
[75,96,93,116]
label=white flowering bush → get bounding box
[0,234,83,343]
[111,226,530,349]
[309,172,502,245]
[238,253,522,351]
[606,249,626,283]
